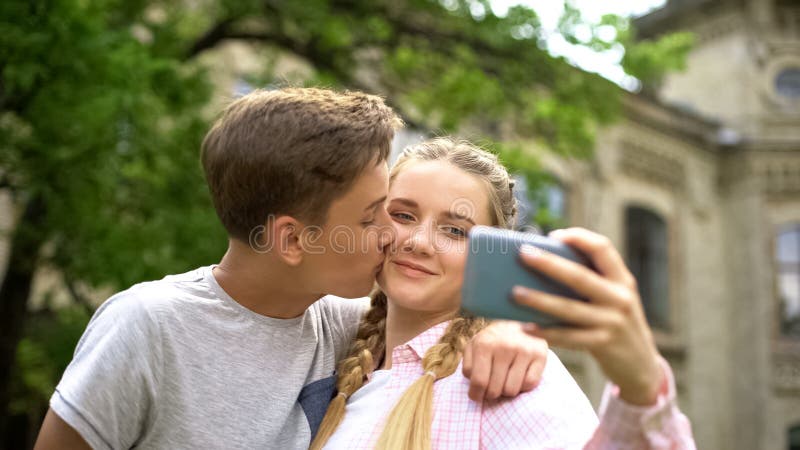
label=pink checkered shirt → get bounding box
[324,321,696,450]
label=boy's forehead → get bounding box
[334,161,389,210]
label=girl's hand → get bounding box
[512,227,663,406]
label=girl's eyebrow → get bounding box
[388,197,418,208]
[390,197,476,224]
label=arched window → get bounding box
[544,182,567,222]
[789,423,800,450]
[775,68,800,100]
[624,206,670,331]
[512,174,534,230]
[777,224,800,339]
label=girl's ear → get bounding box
[271,215,305,266]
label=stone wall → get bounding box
[540,90,800,450]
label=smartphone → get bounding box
[461,225,592,326]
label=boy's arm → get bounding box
[34,409,91,450]
[35,290,160,449]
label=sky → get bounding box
[490,0,668,90]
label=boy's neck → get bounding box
[381,301,457,370]
[212,241,322,319]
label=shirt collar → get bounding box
[390,320,452,364]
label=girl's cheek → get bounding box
[392,222,412,250]
[441,244,468,275]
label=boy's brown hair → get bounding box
[201,88,402,242]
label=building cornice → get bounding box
[633,0,746,40]
[622,92,722,151]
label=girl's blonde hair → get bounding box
[309,137,518,450]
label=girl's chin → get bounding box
[381,285,460,314]
[379,283,432,306]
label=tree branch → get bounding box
[180,4,491,130]
[64,277,95,315]
[329,0,549,68]
[0,175,13,191]
[185,19,359,87]
[184,18,238,60]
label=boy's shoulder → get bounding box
[315,294,370,322]
[96,266,214,322]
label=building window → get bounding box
[776,68,800,100]
[777,224,800,339]
[512,174,535,231]
[624,206,670,331]
[789,423,800,450]
[545,183,567,222]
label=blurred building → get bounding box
[534,1,800,449]
[1,0,798,449]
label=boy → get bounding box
[34,88,547,449]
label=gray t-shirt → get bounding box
[50,266,368,449]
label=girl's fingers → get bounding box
[549,228,636,287]
[527,326,610,351]
[511,286,617,327]
[518,246,623,306]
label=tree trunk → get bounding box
[0,196,44,448]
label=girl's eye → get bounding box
[391,212,414,221]
[443,226,466,237]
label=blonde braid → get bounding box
[423,317,488,378]
[374,316,488,450]
[309,291,388,450]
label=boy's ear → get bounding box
[272,216,306,266]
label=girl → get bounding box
[311,138,695,450]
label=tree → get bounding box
[0,0,691,445]
[0,0,224,443]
